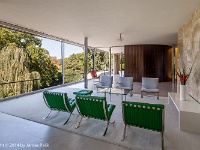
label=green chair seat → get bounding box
[75,95,116,136]
[73,90,93,95]
[43,91,76,125]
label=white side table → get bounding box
[168,92,200,133]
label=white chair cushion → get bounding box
[141,77,159,89]
[96,75,113,88]
[117,77,133,90]
[141,77,159,92]
[141,88,159,92]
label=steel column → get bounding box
[109,47,111,76]
[61,41,65,84]
[84,37,88,88]
[113,54,116,74]
[120,52,123,76]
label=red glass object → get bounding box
[90,70,98,78]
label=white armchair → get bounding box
[141,77,159,100]
[96,75,113,93]
[116,77,133,95]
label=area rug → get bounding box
[0,86,197,150]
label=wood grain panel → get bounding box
[124,45,172,82]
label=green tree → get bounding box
[0,28,42,50]
[25,45,60,87]
[64,52,84,83]
[63,50,109,83]
[93,51,109,71]
[0,27,60,88]
[0,45,40,98]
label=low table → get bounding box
[168,92,200,133]
[97,88,131,101]
[73,90,93,95]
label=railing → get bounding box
[64,73,84,84]
[0,73,84,99]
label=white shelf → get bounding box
[168,92,200,133]
[168,92,200,113]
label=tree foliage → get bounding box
[0,27,60,98]
[0,28,42,50]
[63,50,109,83]
[0,45,40,98]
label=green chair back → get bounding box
[122,101,164,132]
[43,91,72,112]
[76,95,108,121]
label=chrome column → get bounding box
[109,47,112,76]
[84,37,88,88]
[61,41,65,84]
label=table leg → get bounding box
[121,95,123,101]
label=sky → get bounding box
[39,37,83,59]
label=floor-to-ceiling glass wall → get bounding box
[39,37,62,87]
[119,53,124,76]
[0,27,62,99]
[93,51,109,75]
[120,53,124,70]
[0,26,112,99]
[63,43,84,83]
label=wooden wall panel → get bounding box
[124,45,172,82]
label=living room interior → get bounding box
[1,1,200,150]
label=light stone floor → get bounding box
[0,76,177,150]
[0,112,129,150]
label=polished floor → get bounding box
[0,77,177,150]
[0,113,129,150]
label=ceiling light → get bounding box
[117,33,124,42]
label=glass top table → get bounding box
[97,88,132,101]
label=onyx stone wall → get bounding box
[178,6,200,102]
[124,45,172,82]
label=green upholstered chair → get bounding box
[43,91,76,125]
[121,101,165,150]
[73,89,93,96]
[75,95,116,136]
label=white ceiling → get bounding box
[0,0,200,53]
